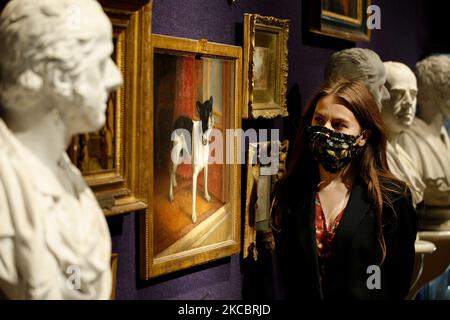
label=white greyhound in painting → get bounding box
[169,96,214,223]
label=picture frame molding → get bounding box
[309,0,372,42]
[67,0,153,217]
[110,253,118,300]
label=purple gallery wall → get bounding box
[0,0,435,301]
[107,0,426,300]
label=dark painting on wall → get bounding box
[323,0,359,20]
[309,0,371,42]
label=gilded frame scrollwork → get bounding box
[243,14,290,119]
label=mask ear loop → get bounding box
[355,130,367,144]
[353,130,370,154]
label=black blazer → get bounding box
[274,181,418,300]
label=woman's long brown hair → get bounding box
[272,79,407,264]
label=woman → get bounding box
[271,79,418,300]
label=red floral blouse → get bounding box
[315,193,346,283]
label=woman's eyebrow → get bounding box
[313,112,350,123]
[313,111,325,118]
[332,117,351,123]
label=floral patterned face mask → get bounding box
[307,125,365,173]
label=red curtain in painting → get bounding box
[174,56,197,178]
[174,56,196,120]
[342,0,349,16]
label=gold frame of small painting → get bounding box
[242,14,290,119]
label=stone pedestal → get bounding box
[407,231,450,299]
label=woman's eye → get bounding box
[333,122,346,130]
[314,117,324,125]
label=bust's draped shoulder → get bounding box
[0,119,112,300]
[386,142,425,206]
[398,118,450,206]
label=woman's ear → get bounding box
[357,130,371,147]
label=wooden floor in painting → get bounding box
[155,206,231,259]
[153,175,223,255]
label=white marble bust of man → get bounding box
[398,55,450,228]
[381,61,425,207]
[324,48,390,108]
[0,0,122,299]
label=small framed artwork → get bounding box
[141,34,242,279]
[309,0,372,42]
[243,14,290,119]
[243,140,289,260]
[67,0,153,216]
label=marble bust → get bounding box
[0,0,122,299]
[398,55,450,229]
[381,61,425,207]
[324,48,390,108]
[324,50,425,206]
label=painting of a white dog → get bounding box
[169,96,214,223]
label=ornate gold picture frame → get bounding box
[243,140,289,260]
[67,0,152,216]
[243,14,290,119]
[141,34,242,279]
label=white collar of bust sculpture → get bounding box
[0,0,123,177]
[381,61,418,143]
